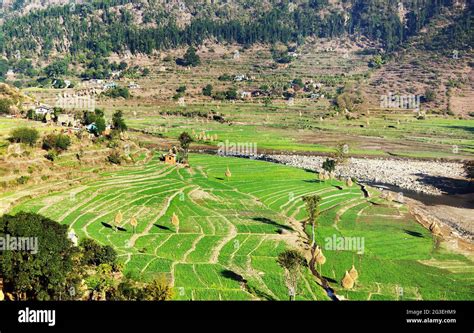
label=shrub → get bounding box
[202,84,213,96]
[16,175,29,184]
[107,150,122,164]
[10,127,39,146]
[103,86,130,99]
[45,151,57,161]
[225,87,238,100]
[42,134,71,152]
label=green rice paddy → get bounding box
[11,154,474,300]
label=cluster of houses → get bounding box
[25,103,113,135]
[83,79,140,90]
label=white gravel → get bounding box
[255,154,466,195]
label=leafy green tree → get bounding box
[277,250,306,300]
[177,46,200,67]
[112,110,127,132]
[0,98,13,114]
[9,127,39,146]
[322,158,336,173]
[178,131,193,162]
[95,116,106,135]
[302,195,322,247]
[0,212,79,300]
[225,87,238,100]
[79,238,117,266]
[44,59,69,78]
[202,84,213,97]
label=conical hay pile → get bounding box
[342,271,354,289]
[349,265,358,280]
[346,178,353,187]
[114,211,123,226]
[171,213,179,227]
[315,252,326,265]
[430,222,442,236]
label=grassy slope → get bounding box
[11,154,474,300]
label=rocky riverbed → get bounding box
[256,154,468,195]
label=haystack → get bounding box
[349,265,358,280]
[430,222,442,236]
[315,252,326,265]
[114,211,123,226]
[346,178,353,187]
[342,271,354,289]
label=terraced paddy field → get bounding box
[10,154,474,300]
[120,104,474,159]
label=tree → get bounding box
[95,116,106,135]
[0,212,79,300]
[0,98,13,114]
[44,59,69,78]
[112,110,127,132]
[225,87,238,100]
[277,250,306,300]
[178,131,193,162]
[322,158,336,173]
[202,84,213,97]
[302,195,321,247]
[177,46,200,67]
[79,238,117,266]
[9,127,39,146]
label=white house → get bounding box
[35,105,52,116]
[128,82,140,89]
[240,91,252,99]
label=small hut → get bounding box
[164,147,177,165]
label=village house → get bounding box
[234,74,248,82]
[240,91,252,99]
[35,105,52,117]
[103,82,117,90]
[128,82,140,89]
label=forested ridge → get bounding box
[0,0,468,59]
